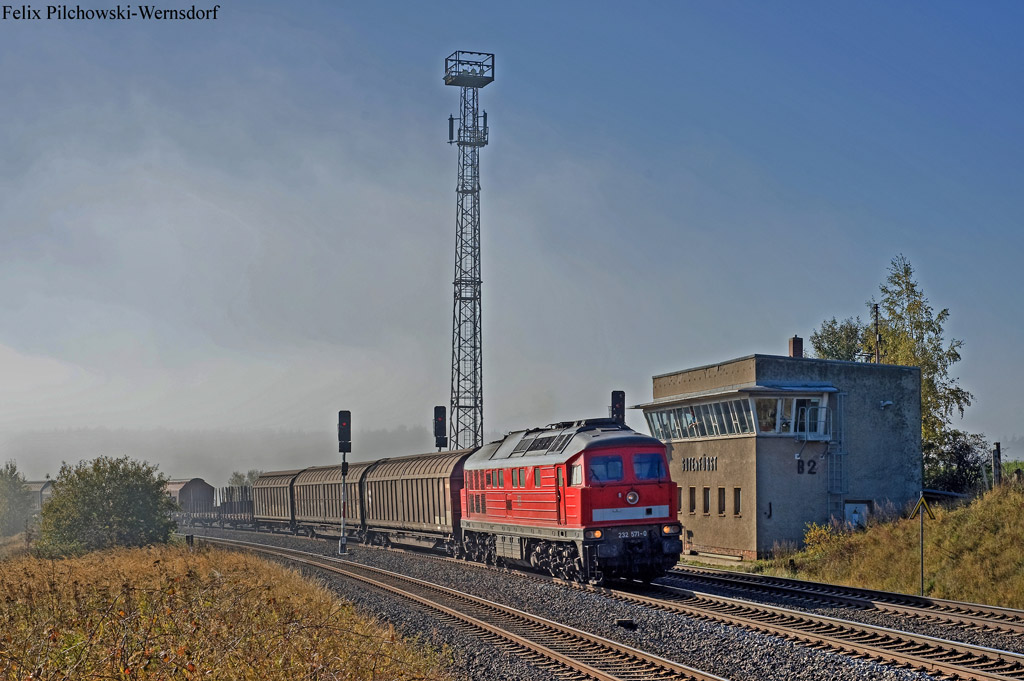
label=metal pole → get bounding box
[993,442,1002,486]
[919,495,924,596]
[874,303,880,364]
[339,452,347,555]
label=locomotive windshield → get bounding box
[587,454,624,483]
[633,452,667,481]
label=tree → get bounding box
[809,316,868,361]
[0,460,31,537]
[871,255,972,444]
[227,469,263,486]
[39,456,177,555]
[811,255,981,491]
[923,430,987,494]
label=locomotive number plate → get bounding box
[617,530,647,539]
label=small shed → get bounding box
[165,478,215,514]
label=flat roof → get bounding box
[634,382,839,409]
[651,353,919,380]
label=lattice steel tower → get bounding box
[444,51,493,450]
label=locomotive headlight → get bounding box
[584,529,603,540]
[625,491,639,505]
[662,524,681,535]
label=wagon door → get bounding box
[556,466,567,525]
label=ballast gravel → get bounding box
[186,528,948,681]
[663,571,1024,656]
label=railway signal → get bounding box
[909,493,935,595]
[611,391,626,424]
[338,410,351,555]
[338,410,351,454]
[434,406,448,450]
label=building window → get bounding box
[753,396,829,436]
[755,398,778,432]
[702,487,710,515]
[733,487,742,516]
[688,487,696,514]
[718,487,726,515]
[794,398,822,433]
[645,399,756,441]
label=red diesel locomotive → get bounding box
[460,418,682,583]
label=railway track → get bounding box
[198,535,728,681]
[606,582,1024,681]
[667,565,1024,636]
[186,529,1024,680]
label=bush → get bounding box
[803,520,850,554]
[39,456,177,555]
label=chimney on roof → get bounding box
[789,335,803,358]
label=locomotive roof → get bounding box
[464,419,662,470]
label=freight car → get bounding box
[237,417,681,584]
[171,482,252,528]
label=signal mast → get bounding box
[444,51,493,450]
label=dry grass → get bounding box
[0,534,31,561]
[0,544,454,680]
[756,482,1024,608]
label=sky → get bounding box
[1,1,1022,482]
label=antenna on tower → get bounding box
[444,50,494,450]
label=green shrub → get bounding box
[39,456,177,556]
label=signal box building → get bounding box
[635,338,921,560]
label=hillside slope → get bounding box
[0,544,452,680]
[760,483,1024,608]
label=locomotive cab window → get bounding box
[534,468,541,487]
[633,453,666,481]
[587,454,624,483]
[498,469,504,487]
[486,471,492,487]
[570,464,583,486]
